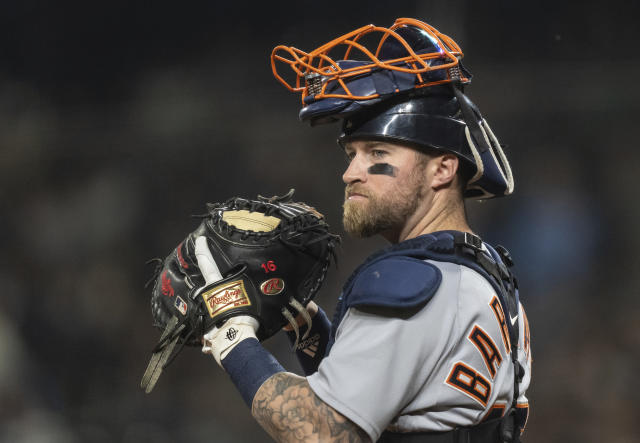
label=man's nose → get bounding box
[342,156,368,184]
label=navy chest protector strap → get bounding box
[329,231,524,442]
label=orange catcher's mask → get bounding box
[271,18,470,108]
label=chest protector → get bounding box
[328,231,525,443]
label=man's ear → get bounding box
[430,154,460,190]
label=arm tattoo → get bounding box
[252,372,371,442]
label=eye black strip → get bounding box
[367,163,396,177]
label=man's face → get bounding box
[342,139,429,238]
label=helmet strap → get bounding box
[450,82,491,154]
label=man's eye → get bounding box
[372,150,386,158]
[345,152,355,163]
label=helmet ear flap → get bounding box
[451,85,514,199]
[482,119,514,194]
[463,118,514,199]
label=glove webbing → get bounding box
[141,288,210,394]
[140,316,185,393]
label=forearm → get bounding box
[252,372,370,443]
[204,319,368,442]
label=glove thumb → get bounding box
[195,236,223,285]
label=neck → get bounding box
[382,190,473,243]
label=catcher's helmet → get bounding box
[272,18,514,200]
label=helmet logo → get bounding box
[260,278,285,295]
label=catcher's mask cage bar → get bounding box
[271,18,469,103]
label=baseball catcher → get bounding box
[263,17,531,442]
[142,16,532,443]
[141,190,339,393]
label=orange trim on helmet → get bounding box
[271,18,470,104]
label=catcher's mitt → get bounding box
[141,190,339,393]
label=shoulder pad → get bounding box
[347,257,442,309]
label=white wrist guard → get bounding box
[201,315,259,367]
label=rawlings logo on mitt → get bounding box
[141,190,340,393]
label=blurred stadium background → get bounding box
[0,1,638,442]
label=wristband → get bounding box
[285,306,331,375]
[221,338,285,407]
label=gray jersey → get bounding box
[307,260,532,442]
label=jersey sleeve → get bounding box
[307,303,448,441]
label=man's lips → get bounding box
[345,188,369,201]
